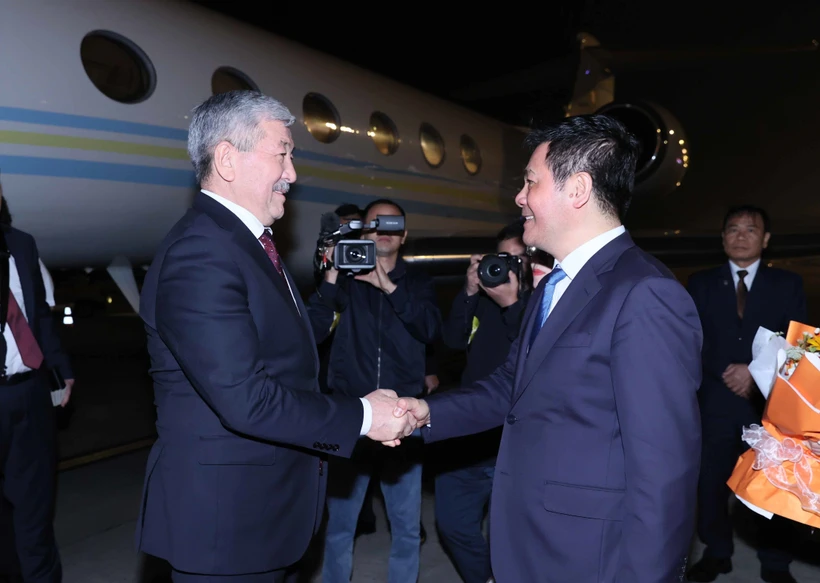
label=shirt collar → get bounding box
[201,189,267,239]
[555,225,626,280]
[729,258,760,280]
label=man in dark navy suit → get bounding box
[686,206,806,583]
[0,185,74,583]
[394,114,703,582]
[136,91,414,582]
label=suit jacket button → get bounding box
[506,414,517,425]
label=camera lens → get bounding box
[477,255,509,288]
[345,245,365,263]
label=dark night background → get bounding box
[193,1,820,234]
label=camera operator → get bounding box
[307,198,441,583]
[434,220,544,583]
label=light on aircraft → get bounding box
[420,122,445,168]
[460,134,482,175]
[304,93,341,143]
[369,112,399,155]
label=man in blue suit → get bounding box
[394,114,703,582]
[137,91,414,582]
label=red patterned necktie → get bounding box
[259,231,284,276]
[7,292,44,370]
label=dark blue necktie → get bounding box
[529,266,567,348]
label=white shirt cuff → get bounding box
[359,397,372,436]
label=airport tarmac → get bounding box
[54,447,820,583]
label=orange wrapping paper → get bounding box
[727,321,820,527]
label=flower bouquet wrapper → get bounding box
[727,321,820,527]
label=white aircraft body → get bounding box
[0,0,690,308]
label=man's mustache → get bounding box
[274,180,290,194]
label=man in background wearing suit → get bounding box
[0,184,74,583]
[686,206,806,583]
[394,114,703,583]
[136,90,414,582]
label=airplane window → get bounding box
[369,112,399,156]
[212,67,259,95]
[419,123,445,168]
[80,31,156,104]
[460,134,481,175]
[303,93,340,144]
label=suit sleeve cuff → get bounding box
[359,397,372,435]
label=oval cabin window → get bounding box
[460,134,482,175]
[212,67,259,95]
[419,123,445,168]
[303,93,341,144]
[369,112,399,156]
[80,31,156,104]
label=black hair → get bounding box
[524,114,640,221]
[496,220,524,243]
[362,198,406,220]
[722,205,771,233]
[334,203,362,218]
[0,182,11,227]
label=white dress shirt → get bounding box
[39,259,55,308]
[200,190,372,435]
[547,225,627,316]
[4,256,32,376]
[729,258,760,291]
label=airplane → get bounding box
[1,0,816,313]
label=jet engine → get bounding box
[596,101,689,197]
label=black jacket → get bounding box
[687,262,806,412]
[437,286,531,467]
[308,258,441,398]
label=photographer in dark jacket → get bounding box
[308,198,441,583]
[435,220,541,583]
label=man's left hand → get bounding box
[723,364,754,398]
[424,374,439,394]
[61,378,75,407]
[354,261,396,294]
[480,270,519,308]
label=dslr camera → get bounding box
[477,252,523,288]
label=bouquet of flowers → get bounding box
[727,320,820,527]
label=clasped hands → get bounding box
[364,389,430,447]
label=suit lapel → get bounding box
[283,265,319,368]
[742,264,769,332]
[193,192,302,323]
[716,263,738,322]
[513,268,602,405]
[5,232,35,323]
[230,225,303,323]
[511,232,634,407]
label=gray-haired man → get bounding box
[136,90,414,582]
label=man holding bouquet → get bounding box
[686,205,807,583]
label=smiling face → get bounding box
[514,142,570,256]
[210,118,297,227]
[236,119,297,226]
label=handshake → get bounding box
[363,389,430,447]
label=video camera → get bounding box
[314,212,405,275]
[477,252,523,288]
